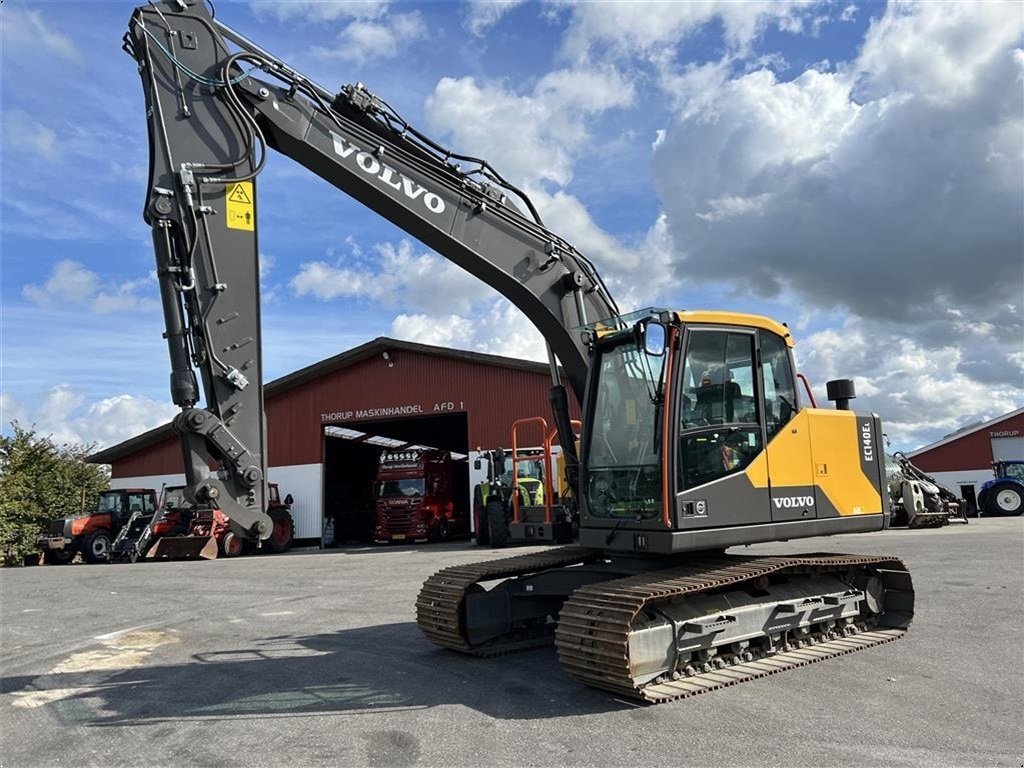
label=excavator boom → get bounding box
[125,1,617,536]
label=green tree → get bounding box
[0,423,110,565]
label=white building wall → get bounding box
[928,469,994,495]
[111,462,324,542]
[991,436,1024,462]
[267,463,322,540]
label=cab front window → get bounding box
[585,338,663,519]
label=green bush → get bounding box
[0,423,110,565]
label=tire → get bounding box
[42,548,75,565]
[263,509,294,554]
[983,482,1024,516]
[487,500,509,548]
[82,531,113,564]
[473,486,489,546]
[220,531,244,557]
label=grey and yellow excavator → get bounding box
[124,1,913,703]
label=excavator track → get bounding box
[416,546,603,656]
[555,553,913,703]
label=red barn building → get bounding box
[908,407,1024,512]
[88,338,580,545]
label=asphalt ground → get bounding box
[1,518,1021,768]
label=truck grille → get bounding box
[381,507,419,534]
[48,519,68,537]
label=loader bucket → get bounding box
[146,535,218,560]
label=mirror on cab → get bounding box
[473,458,482,470]
[493,447,507,478]
[639,319,667,357]
[284,494,294,505]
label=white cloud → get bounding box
[2,387,178,450]
[390,299,548,362]
[23,260,158,314]
[0,7,81,61]
[796,319,1023,450]
[23,260,99,306]
[558,1,820,62]
[856,2,1023,103]
[424,68,635,188]
[250,1,388,22]
[291,239,491,314]
[312,11,427,65]
[465,0,525,36]
[4,110,58,160]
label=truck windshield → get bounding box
[376,479,425,498]
[585,338,663,519]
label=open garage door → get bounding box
[323,412,469,544]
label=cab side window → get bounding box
[678,330,762,490]
[760,331,798,440]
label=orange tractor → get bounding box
[113,484,294,561]
[37,488,159,564]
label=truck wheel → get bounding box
[43,548,74,565]
[220,531,244,557]
[983,483,1023,516]
[263,509,294,554]
[487,500,509,548]
[83,531,112,564]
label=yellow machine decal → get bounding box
[225,181,254,231]
[746,409,881,515]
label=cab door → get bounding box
[674,327,771,528]
[759,331,816,522]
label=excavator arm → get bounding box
[124,1,619,538]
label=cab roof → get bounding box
[673,310,794,347]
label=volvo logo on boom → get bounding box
[329,132,446,215]
[773,496,815,509]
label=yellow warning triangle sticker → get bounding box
[228,184,252,204]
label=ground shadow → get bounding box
[0,621,628,726]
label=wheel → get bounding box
[263,509,294,554]
[220,531,244,557]
[983,482,1023,516]
[487,500,509,548]
[82,531,112,564]
[42,548,74,565]
[473,486,489,546]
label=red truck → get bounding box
[373,449,468,543]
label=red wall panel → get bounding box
[912,412,1024,472]
[112,348,580,477]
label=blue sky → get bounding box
[1,0,1022,451]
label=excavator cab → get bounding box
[576,308,889,553]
